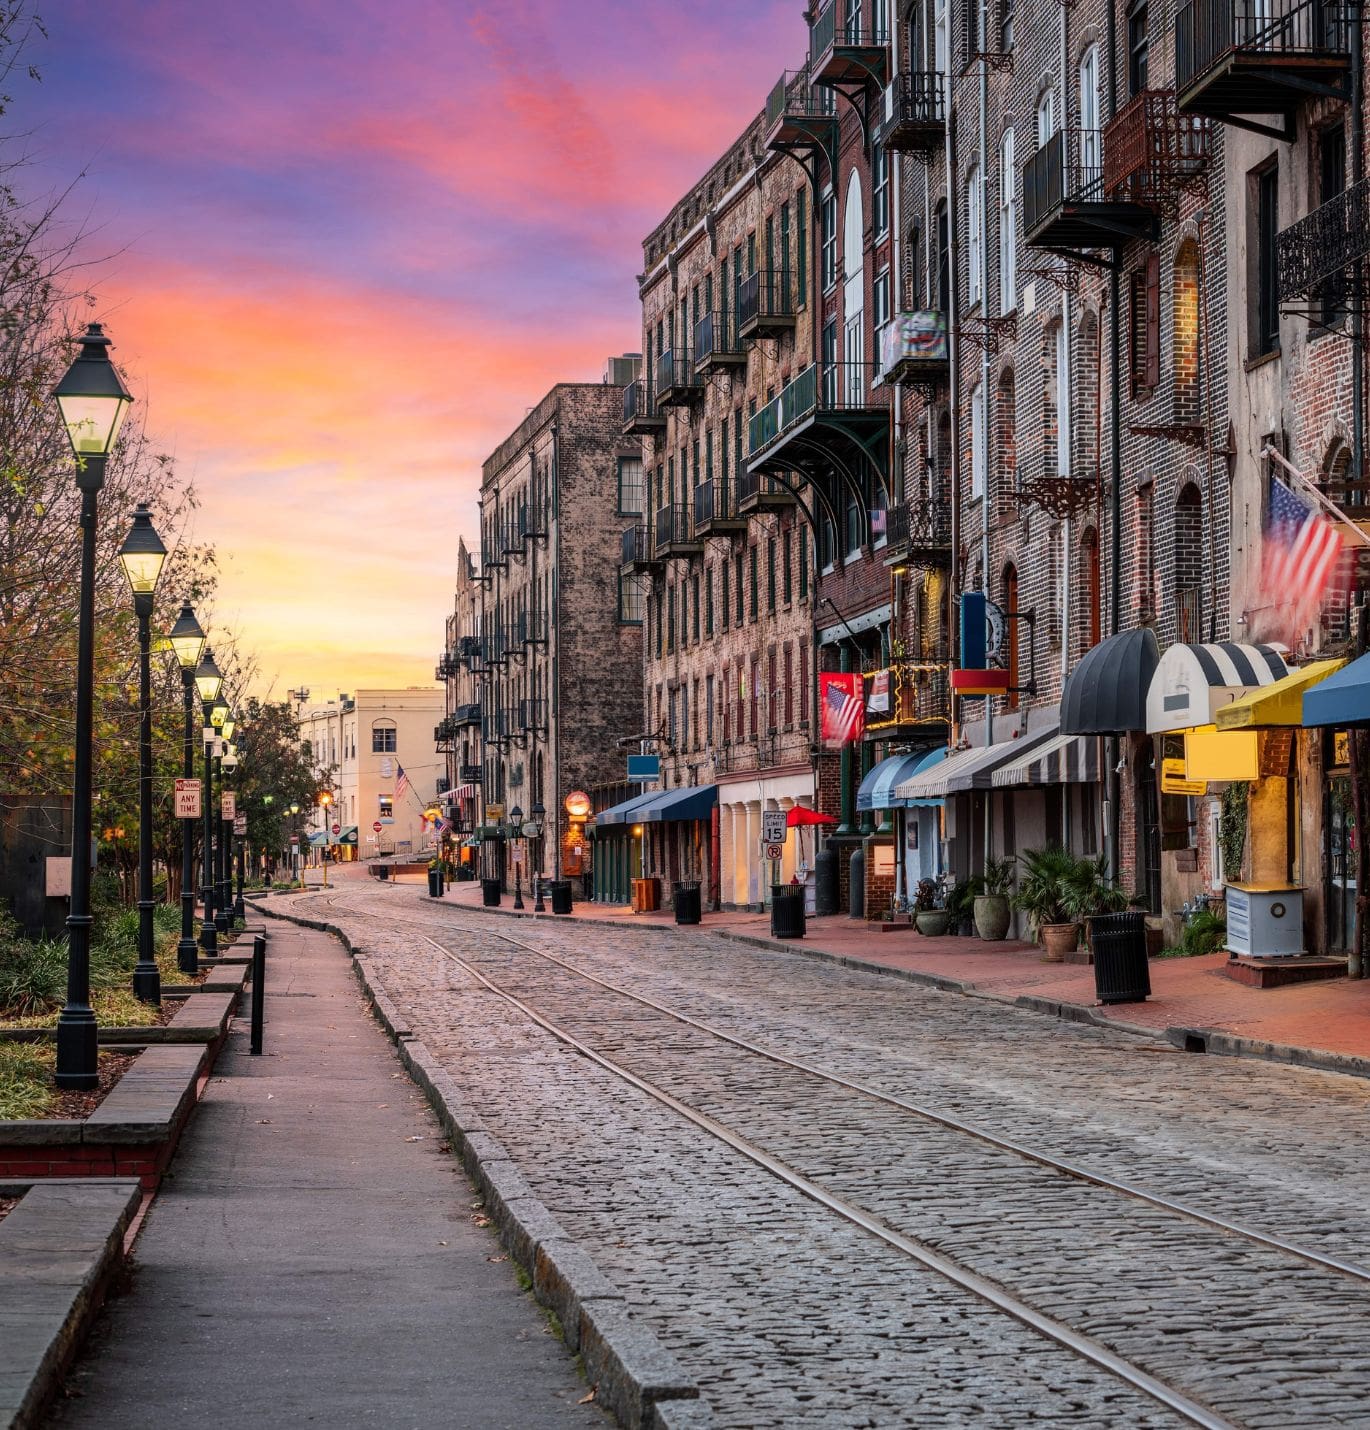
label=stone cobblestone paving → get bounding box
[283,886,1370,1427]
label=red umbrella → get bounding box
[788,806,837,827]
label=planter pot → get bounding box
[915,910,952,937]
[1039,921,1079,962]
[973,894,1012,941]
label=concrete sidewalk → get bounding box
[434,876,1370,1074]
[49,922,607,1430]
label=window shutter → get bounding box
[1144,251,1161,391]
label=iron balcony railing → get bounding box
[656,347,703,401]
[694,479,724,526]
[1024,129,1105,234]
[879,71,945,145]
[737,269,796,334]
[622,524,654,566]
[519,698,548,732]
[1277,176,1370,302]
[653,502,694,553]
[693,310,744,369]
[455,702,482,726]
[809,0,889,62]
[1102,90,1211,200]
[622,378,664,428]
[458,634,481,662]
[886,498,953,552]
[748,362,887,458]
[1176,0,1349,90]
[765,65,836,130]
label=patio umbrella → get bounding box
[787,807,837,827]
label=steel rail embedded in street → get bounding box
[415,926,1236,1430]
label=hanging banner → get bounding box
[867,669,891,714]
[820,673,865,747]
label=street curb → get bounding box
[245,900,707,1430]
[0,1178,143,1430]
[419,893,1370,1084]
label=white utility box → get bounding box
[1224,884,1305,957]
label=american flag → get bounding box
[821,674,865,747]
[394,763,410,802]
[1259,478,1343,645]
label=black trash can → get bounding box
[550,880,573,915]
[814,847,840,916]
[376,863,390,882]
[1091,911,1151,1004]
[674,882,702,926]
[481,876,502,908]
[771,884,807,939]
[427,868,442,898]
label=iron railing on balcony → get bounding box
[458,634,481,662]
[520,698,548,733]
[749,362,888,458]
[1176,0,1349,90]
[879,72,945,147]
[737,269,796,335]
[765,66,836,130]
[1277,176,1370,302]
[656,347,703,401]
[454,702,481,725]
[460,762,482,783]
[693,310,744,369]
[653,502,694,553]
[1102,90,1211,201]
[886,498,953,552]
[1024,129,1104,234]
[621,524,655,566]
[693,480,717,527]
[809,0,889,62]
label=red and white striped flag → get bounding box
[394,763,410,802]
[1257,478,1343,646]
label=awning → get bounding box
[857,752,927,811]
[788,806,837,827]
[902,745,950,807]
[1214,659,1345,730]
[641,784,717,823]
[307,831,327,847]
[594,790,662,828]
[1305,650,1370,728]
[990,732,1100,787]
[337,826,358,845]
[1060,628,1160,734]
[1145,642,1290,734]
[894,726,1057,800]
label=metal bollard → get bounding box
[249,933,266,1055]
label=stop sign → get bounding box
[331,823,341,835]
[372,820,383,833]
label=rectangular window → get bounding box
[1128,1,1149,96]
[618,572,646,625]
[617,456,644,515]
[692,678,701,751]
[737,667,745,743]
[666,584,676,653]
[706,674,715,744]
[967,164,983,306]
[721,559,730,631]
[372,727,397,753]
[783,644,794,726]
[722,664,731,743]
[1253,162,1280,357]
[767,649,778,732]
[873,143,889,236]
[783,528,793,605]
[796,187,808,306]
[765,213,775,275]
[705,565,715,635]
[692,573,701,643]
[799,529,809,599]
[379,795,393,818]
[750,657,760,738]
[1318,124,1347,326]
[971,381,986,499]
[681,582,689,649]
[780,201,791,289]
[1129,254,1160,396]
[766,536,777,612]
[821,189,837,290]
[735,551,745,624]
[873,268,891,374]
[749,545,759,621]
[747,231,757,275]
[799,643,809,728]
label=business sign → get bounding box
[761,811,788,845]
[174,778,202,819]
[234,815,248,835]
[486,802,506,823]
[1160,758,1206,797]
[220,793,236,821]
[627,754,661,783]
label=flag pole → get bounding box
[1262,444,1370,548]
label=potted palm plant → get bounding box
[913,878,951,936]
[1013,846,1079,961]
[944,877,981,935]
[1065,854,1131,952]
[973,855,1016,941]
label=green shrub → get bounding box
[0,1042,54,1119]
[1180,907,1228,958]
[0,936,67,1018]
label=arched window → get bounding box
[1042,321,1060,477]
[1173,238,1201,424]
[934,200,950,313]
[967,162,984,306]
[1076,309,1099,478]
[999,129,1017,314]
[1079,46,1101,175]
[996,366,1017,501]
[1174,482,1203,642]
[1036,88,1055,147]
[371,719,397,754]
[1004,563,1021,712]
[1082,527,1102,652]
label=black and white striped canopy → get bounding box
[1145,642,1290,734]
[990,732,1101,788]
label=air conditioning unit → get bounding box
[605,354,642,386]
[1224,884,1304,957]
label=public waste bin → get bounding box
[550,880,573,915]
[427,867,444,898]
[481,876,501,908]
[771,884,807,939]
[674,882,702,926]
[376,863,390,882]
[1091,910,1151,1004]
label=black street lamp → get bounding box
[217,715,236,930]
[168,604,206,974]
[118,505,168,1005]
[528,801,546,912]
[52,323,133,1089]
[510,805,526,909]
[222,742,241,927]
[197,657,225,955]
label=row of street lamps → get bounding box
[53,324,253,1089]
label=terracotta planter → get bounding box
[915,909,952,937]
[973,894,1011,941]
[1039,921,1079,962]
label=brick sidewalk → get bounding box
[434,877,1370,1068]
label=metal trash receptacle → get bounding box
[771,884,807,939]
[674,882,701,925]
[481,877,501,908]
[550,880,573,915]
[376,863,390,882]
[1091,910,1151,1004]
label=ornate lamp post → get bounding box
[51,323,133,1089]
[528,800,546,913]
[217,714,236,929]
[318,791,334,887]
[289,802,301,881]
[117,505,168,1005]
[168,604,206,974]
[222,743,241,926]
[510,804,525,909]
[198,671,227,953]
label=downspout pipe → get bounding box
[1106,0,1123,880]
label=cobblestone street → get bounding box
[273,883,1370,1429]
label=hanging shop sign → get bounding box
[565,789,592,818]
[627,755,660,782]
[1160,758,1206,797]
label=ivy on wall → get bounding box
[1219,783,1249,881]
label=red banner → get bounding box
[820,673,865,748]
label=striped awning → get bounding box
[990,733,1100,788]
[894,725,1058,799]
[1145,642,1290,734]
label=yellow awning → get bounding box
[1214,659,1346,731]
[1184,726,1258,782]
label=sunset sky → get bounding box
[18,1,795,696]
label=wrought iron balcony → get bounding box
[1023,129,1157,251]
[737,269,797,341]
[1102,90,1210,205]
[653,502,704,559]
[457,634,481,663]
[864,665,952,732]
[621,523,662,571]
[883,499,953,566]
[519,698,548,733]
[656,348,704,406]
[809,0,890,86]
[622,378,666,434]
[693,311,745,375]
[735,467,797,514]
[434,716,456,750]
[693,478,749,536]
[1175,0,1350,134]
[455,702,482,726]
[501,517,524,558]
[459,762,482,783]
[764,66,838,169]
[748,362,891,488]
[880,311,949,387]
[879,73,944,154]
[1277,176,1370,304]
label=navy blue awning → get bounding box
[641,784,717,823]
[594,790,661,827]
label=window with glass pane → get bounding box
[618,572,647,625]
[821,190,838,290]
[372,724,397,753]
[617,456,644,515]
[873,145,889,236]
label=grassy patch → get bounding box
[0,1042,55,1120]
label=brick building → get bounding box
[434,536,485,867]
[475,367,645,893]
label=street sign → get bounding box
[627,754,660,782]
[764,842,784,861]
[486,802,505,823]
[220,793,236,821]
[761,810,787,844]
[174,778,202,819]
[331,823,341,835]
[372,820,383,833]
[234,815,247,835]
